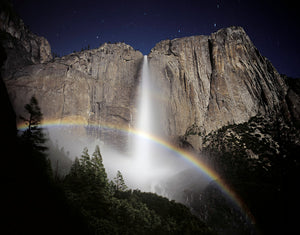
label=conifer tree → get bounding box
[80,147,91,171]
[114,170,127,191]
[69,157,81,176]
[92,145,107,185]
[20,96,47,152]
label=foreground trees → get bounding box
[5,96,212,234]
[3,96,90,234]
[63,146,213,234]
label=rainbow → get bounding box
[17,117,256,225]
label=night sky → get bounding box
[11,0,299,78]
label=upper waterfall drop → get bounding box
[131,55,153,188]
[138,55,152,134]
[137,55,164,138]
[129,55,179,192]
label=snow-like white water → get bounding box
[46,55,207,194]
[131,56,158,190]
[133,56,152,169]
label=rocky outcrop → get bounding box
[1,2,144,149]
[3,43,143,148]
[1,5,295,152]
[283,76,300,127]
[148,26,288,149]
[0,1,52,77]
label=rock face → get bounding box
[3,43,143,148]
[1,4,295,151]
[0,2,52,77]
[148,26,288,149]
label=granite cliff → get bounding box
[1,3,298,151]
[2,5,300,234]
[2,41,143,148]
[148,26,291,149]
[1,1,144,148]
[0,1,52,76]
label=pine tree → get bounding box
[65,146,108,189]
[19,96,51,178]
[64,146,110,217]
[80,147,91,171]
[20,96,47,152]
[92,145,107,185]
[67,157,82,182]
[114,170,127,191]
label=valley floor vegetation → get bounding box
[2,96,213,234]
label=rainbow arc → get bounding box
[17,117,256,225]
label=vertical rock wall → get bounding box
[148,26,287,149]
[1,9,291,151]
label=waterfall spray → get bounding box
[132,55,154,189]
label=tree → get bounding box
[114,170,127,192]
[92,145,107,180]
[64,146,110,216]
[79,147,91,170]
[20,96,47,152]
[19,96,51,178]
[65,146,108,193]
[62,146,213,234]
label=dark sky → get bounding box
[11,0,299,77]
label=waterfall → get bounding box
[131,55,153,190]
[137,56,153,138]
[129,55,187,192]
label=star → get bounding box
[178,29,181,33]
[214,23,217,27]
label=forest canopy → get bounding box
[2,96,213,234]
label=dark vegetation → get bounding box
[0,17,212,232]
[178,87,300,234]
[1,90,213,234]
[47,140,72,177]
[2,2,299,231]
[200,115,300,234]
[62,146,212,234]
[1,93,89,233]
